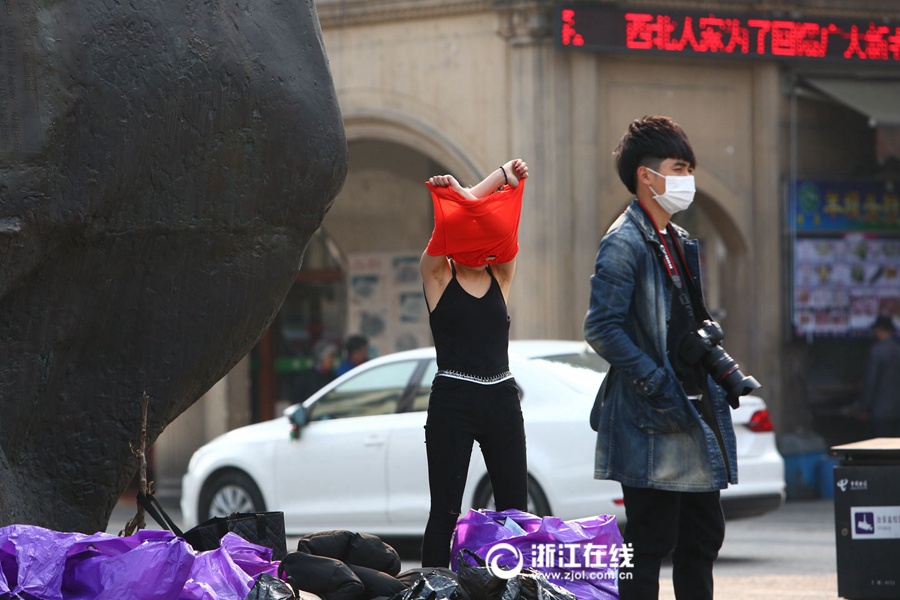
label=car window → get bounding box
[524,352,607,396]
[410,359,438,412]
[537,351,609,373]
[307,361,419,421]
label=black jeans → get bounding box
[618,485,725,600]
[421,376,527,567]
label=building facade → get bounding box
[154,0,900,494]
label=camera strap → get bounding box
[635,200,709,322]
[670,227,711,321]
[653,224,710,325]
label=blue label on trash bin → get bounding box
[851,507,900,539]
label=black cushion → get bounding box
[347,564,408,598]
[296,530,402,576]
[278,551,365,600]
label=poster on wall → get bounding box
[793,235,900,336]
[347,252,432,358]
[791,180,900,338]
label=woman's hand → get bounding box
[428,174,476,199]
[428,174,458,188]
[428,158,529,200]
[502,159,529,187]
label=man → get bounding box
[336,334,370,376]
[860,314,900,437]
[291,340,338,403]
[584,116,738,599]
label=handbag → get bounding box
[137,491,287,561]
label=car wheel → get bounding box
[473,475,551,516]
[198,470,266,521]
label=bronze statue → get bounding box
[0,1,347,532]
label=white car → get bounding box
[181,340,785,534]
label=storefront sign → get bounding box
[555,4,900,64]
[792,180,900,233]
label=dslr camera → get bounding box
[679,320,760,409]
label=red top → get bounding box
[424,180,525,268]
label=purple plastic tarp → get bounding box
[0,525,279,600]
[451,509,622,600]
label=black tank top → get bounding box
[428,265,510,378]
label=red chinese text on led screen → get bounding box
[560,9,584,46]
[623,13,900,60]
[558,7,900,62]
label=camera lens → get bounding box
[702,346,761,403]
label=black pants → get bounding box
[618,485,725,600]
[421,376,528,567]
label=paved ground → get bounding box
[659,498,838,599]
[109,496,841,599]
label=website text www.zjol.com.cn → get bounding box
[483,542,635,581]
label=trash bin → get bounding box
[818,454,840,500]
[831,438,900,599]
[781,431,827,500]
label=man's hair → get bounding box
[613,116,697,195]
[345,334,368,354]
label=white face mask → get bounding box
[647,168,695,214]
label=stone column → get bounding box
[751,63,786,431]
[499,1,579,340]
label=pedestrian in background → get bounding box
[419,158,529,568]
[291,340,338,404]
[584,116,738,600]
[859,314,900,438]
[336,334,370,376]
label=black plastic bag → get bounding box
[457,550,576,600]
[457,552,518,600]
[244,573,296,600]
[514,570,578,600]
[389,568,468,600]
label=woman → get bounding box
[419,158,529,567]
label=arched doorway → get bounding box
[677,192,753,370]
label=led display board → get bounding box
[556,4,900,63]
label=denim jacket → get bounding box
[583,200,737,492]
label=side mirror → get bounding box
[290,404,309,428]
[286,404,308,440]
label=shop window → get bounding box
[252,230,346,421]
